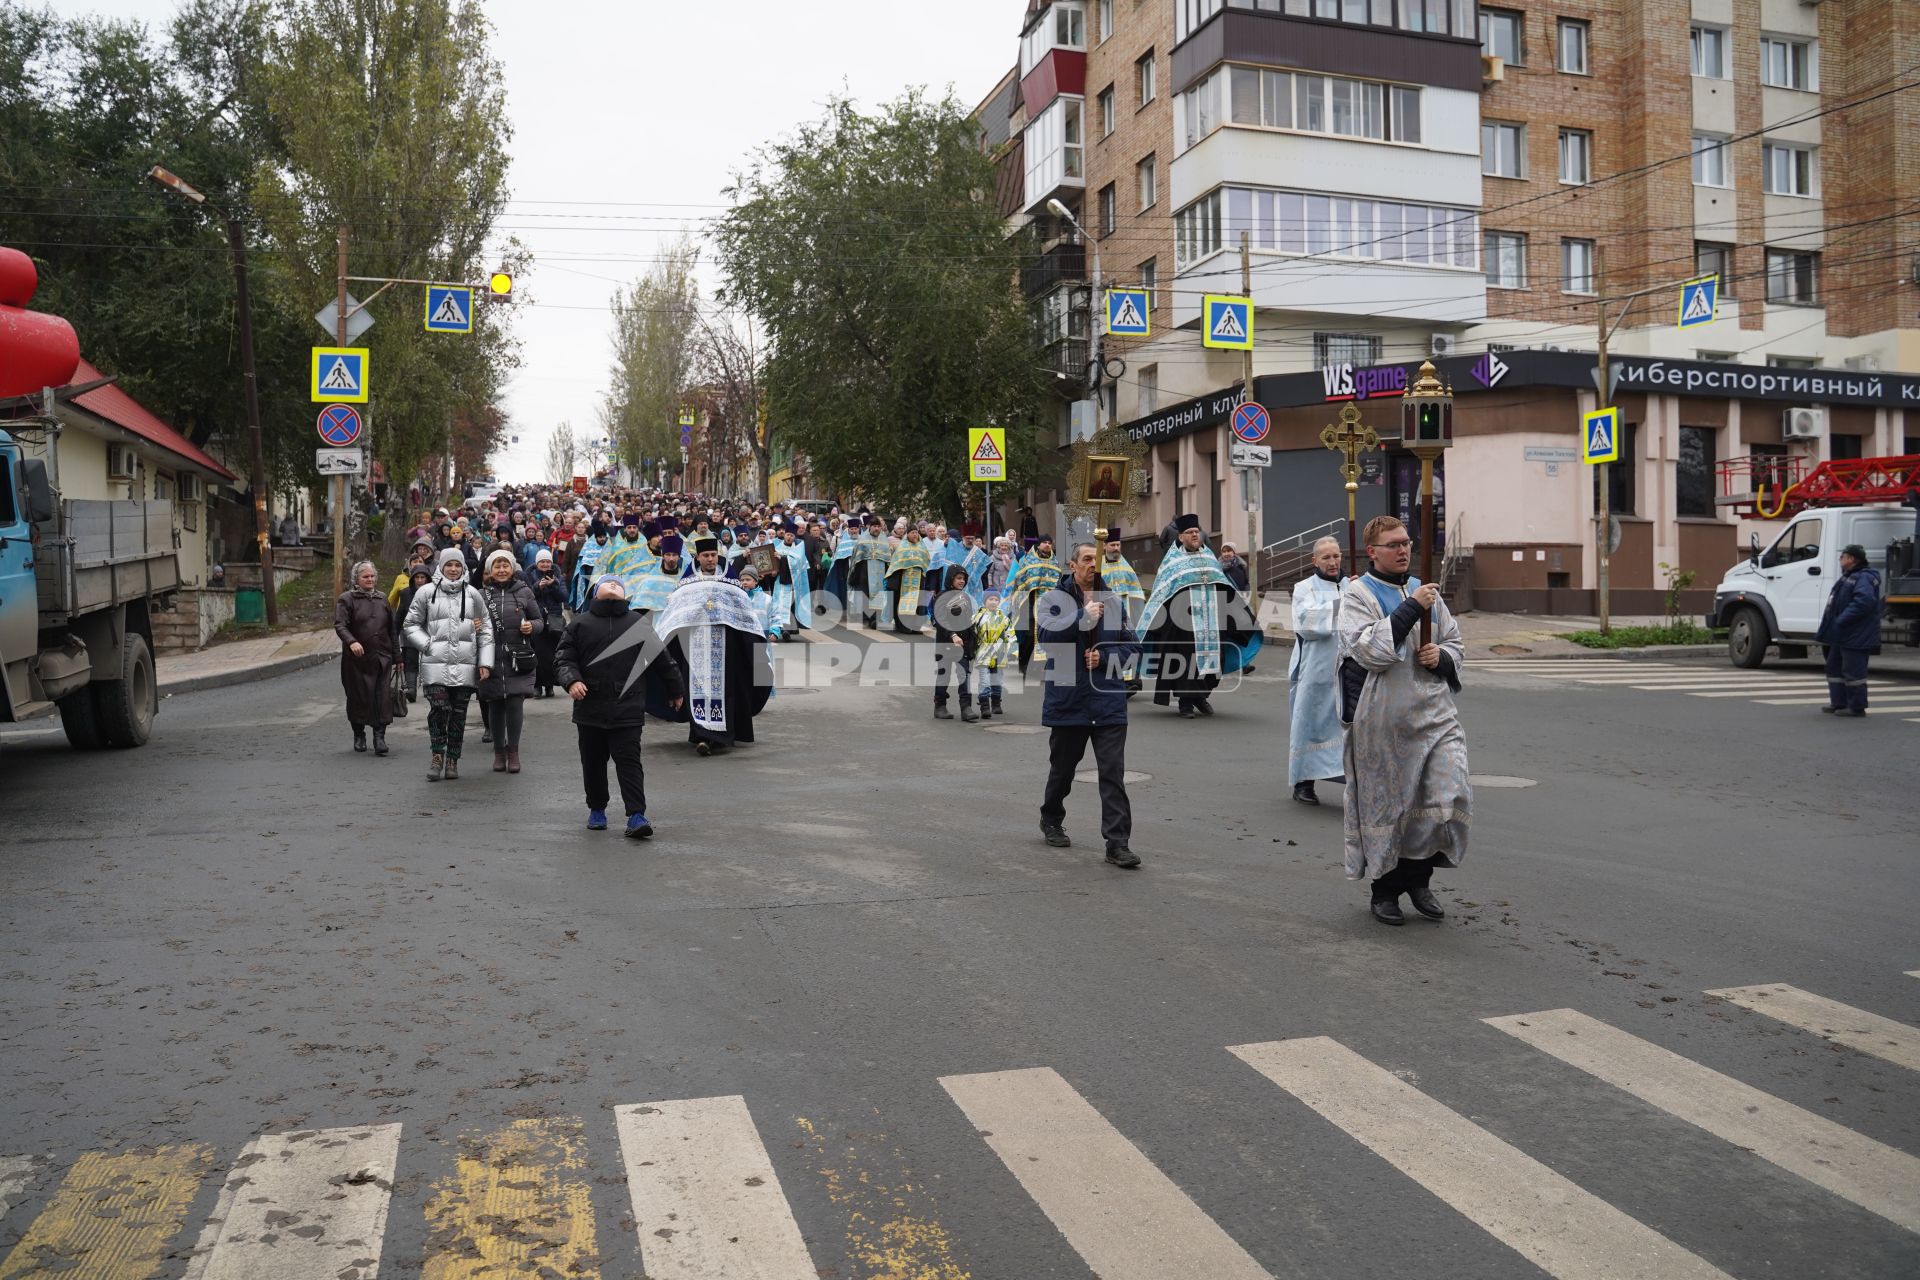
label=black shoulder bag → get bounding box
[485,585,538,675]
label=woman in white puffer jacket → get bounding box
[405,547,494,781]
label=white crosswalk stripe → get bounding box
[182,1123,401,1280]
[0,1156,32,1223]
[1229,1037,1731,1280]
[1487,1009,1920,1234]
[1707,984,1920,1072]
[613,1094,816,1279]
[939,1066,1272,1280]
[1496,661,1920,717]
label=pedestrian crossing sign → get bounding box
[424,285,474,333]
[1582,406,1621,465]
[1677,275,1718,330]
[310,347,369,403]
[1106,287,1150,337]
[1203,295,1253,350]
[968,427,1007,481]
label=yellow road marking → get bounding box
[0,1144,211,1280]
[422,1117,600,1279]
[795,1114,969,1280]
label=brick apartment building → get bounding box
[978,0,1916,610]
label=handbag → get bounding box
[485,585,539,675]
[387,659,409,718]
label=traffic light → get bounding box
[487,271,513,300]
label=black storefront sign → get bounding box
[1121,383,1243,445]
[1254,350,1920,411]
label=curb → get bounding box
[158,649,335,698]
[1481,643,1726,662]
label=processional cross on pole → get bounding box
[1319,402,1379,578]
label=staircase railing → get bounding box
[1255,518,1343,594]
[1437,511,1467,594]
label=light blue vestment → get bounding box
[1288,573,1344,785]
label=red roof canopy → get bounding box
[66,359,237,482]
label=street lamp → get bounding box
[1400,360,1454,646]
[1045,197,1102,438]
[147,165,277,625]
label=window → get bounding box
[1593,422,1638,516]
[1137,51,1157,105]
[1676,426,1716,517]
[1483,121,1524,177]
[1696,351,1736,362]
[1098,183,1116,236]
[1762,143,1815,196]
[0,458,13,525]
[1760,37,1815,90]
[1314,332,1383,365]
[1562,237,1595,294]
[1099,86,1116,137]
[1480,8,1524,64]
[1138,365,1158,415]
[1137,154,1157,210]
[1097,0,1113,42]
[1695,242,1733,296]
[1174,0,1222,44]
[1690,25,1728,78]
[1767,355,1817,369]
[1829,433,1863,461]
[1056,2,1086,49]
[1020,2,1087,74]
[1175,191,1223,265]
[1139,258,1157,297]
[1558,129,1591,184]
[1177,186,1478,269]
[1022,97,1084,206]
[1039,287,1088,345]
[1766,249,1818,304]
[1691,135,1730,187]
[1557,19,1588,74]
[1181,66,1417,150]
[1484,231,1527,287]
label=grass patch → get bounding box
[1564,621,1719,649]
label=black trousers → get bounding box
[934,647,973,706]
[577,722,647,816]
[1041,724,1131,850]
[1824,646,1870,710]
[1371,857,1435,901]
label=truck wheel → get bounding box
[95,634,156,748]
[57,689,105,750]
[1728,607,1768,670]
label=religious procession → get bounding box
[328,468,1468,927]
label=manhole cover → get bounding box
[983,724,1045,735]
[1489,644,1533,656]
[1471,775,1538,788]
[1076,769,1153,784]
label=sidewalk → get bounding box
[1262,610,1700,662]
[157,629,338,696]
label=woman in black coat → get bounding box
[334,560,396,755]
[393,564,434,701]
[476,549,543,774]
[525,548,568,698]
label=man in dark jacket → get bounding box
[1817,543,1881,717]
[555,576,686,837]
[1037,542,1143,868]
[932,563,979,722]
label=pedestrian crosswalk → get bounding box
[3,978,1915,1277]
[1494,659,1920,717]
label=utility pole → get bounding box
[225,215,277,625]
[1239,232,1259,610]
[1593,251,1612,637]
[333,225,349,600]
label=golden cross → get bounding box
[1320,402,1379,489]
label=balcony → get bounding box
[1042,336,1091,385]
[1022,241,1088,297]
[1023,96,1086,213]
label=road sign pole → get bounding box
[1239,233,1259,611]
[333,224,349,600]
[1594,246,1611,636]
[227,214,277,625]
[984,480,992,552]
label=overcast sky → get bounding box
[63,0,1017,482]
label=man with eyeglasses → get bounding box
[1335,515,1470,927]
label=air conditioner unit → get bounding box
[1481,55,1505,82]
[1430,334,1457,357]
[177,473,205,503]
[1782,407,1825,440]
[106,444,138,480]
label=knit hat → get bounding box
[485,549,518,573]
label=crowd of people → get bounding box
[333,482,1472,925]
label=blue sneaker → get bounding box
[586,808,607,831]
[625,813,654,840]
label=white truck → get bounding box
[1707,503,1919,668]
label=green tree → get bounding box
[712,92,1047,519]
[250,0,522,488]
[604,237,699,473]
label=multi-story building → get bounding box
[979,0,1916,611]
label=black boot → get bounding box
[1292,781,1318,805]
[352,725,367,752]
[934,703,954,720]
[960,701,979,723]
[978,699,993,720]
[372,727,388,757]
[1371,895,1405,926]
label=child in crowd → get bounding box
[973,590,1012,719]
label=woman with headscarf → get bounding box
[571,520,612,610]
[334,560,396,755]
[477,549,542,773]
[404,547,493,781]
[985,536,1015,594]
[526,548,568,698]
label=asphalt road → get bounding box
[2,633,1916,1279]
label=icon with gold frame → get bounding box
[1081,455,1131,506]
